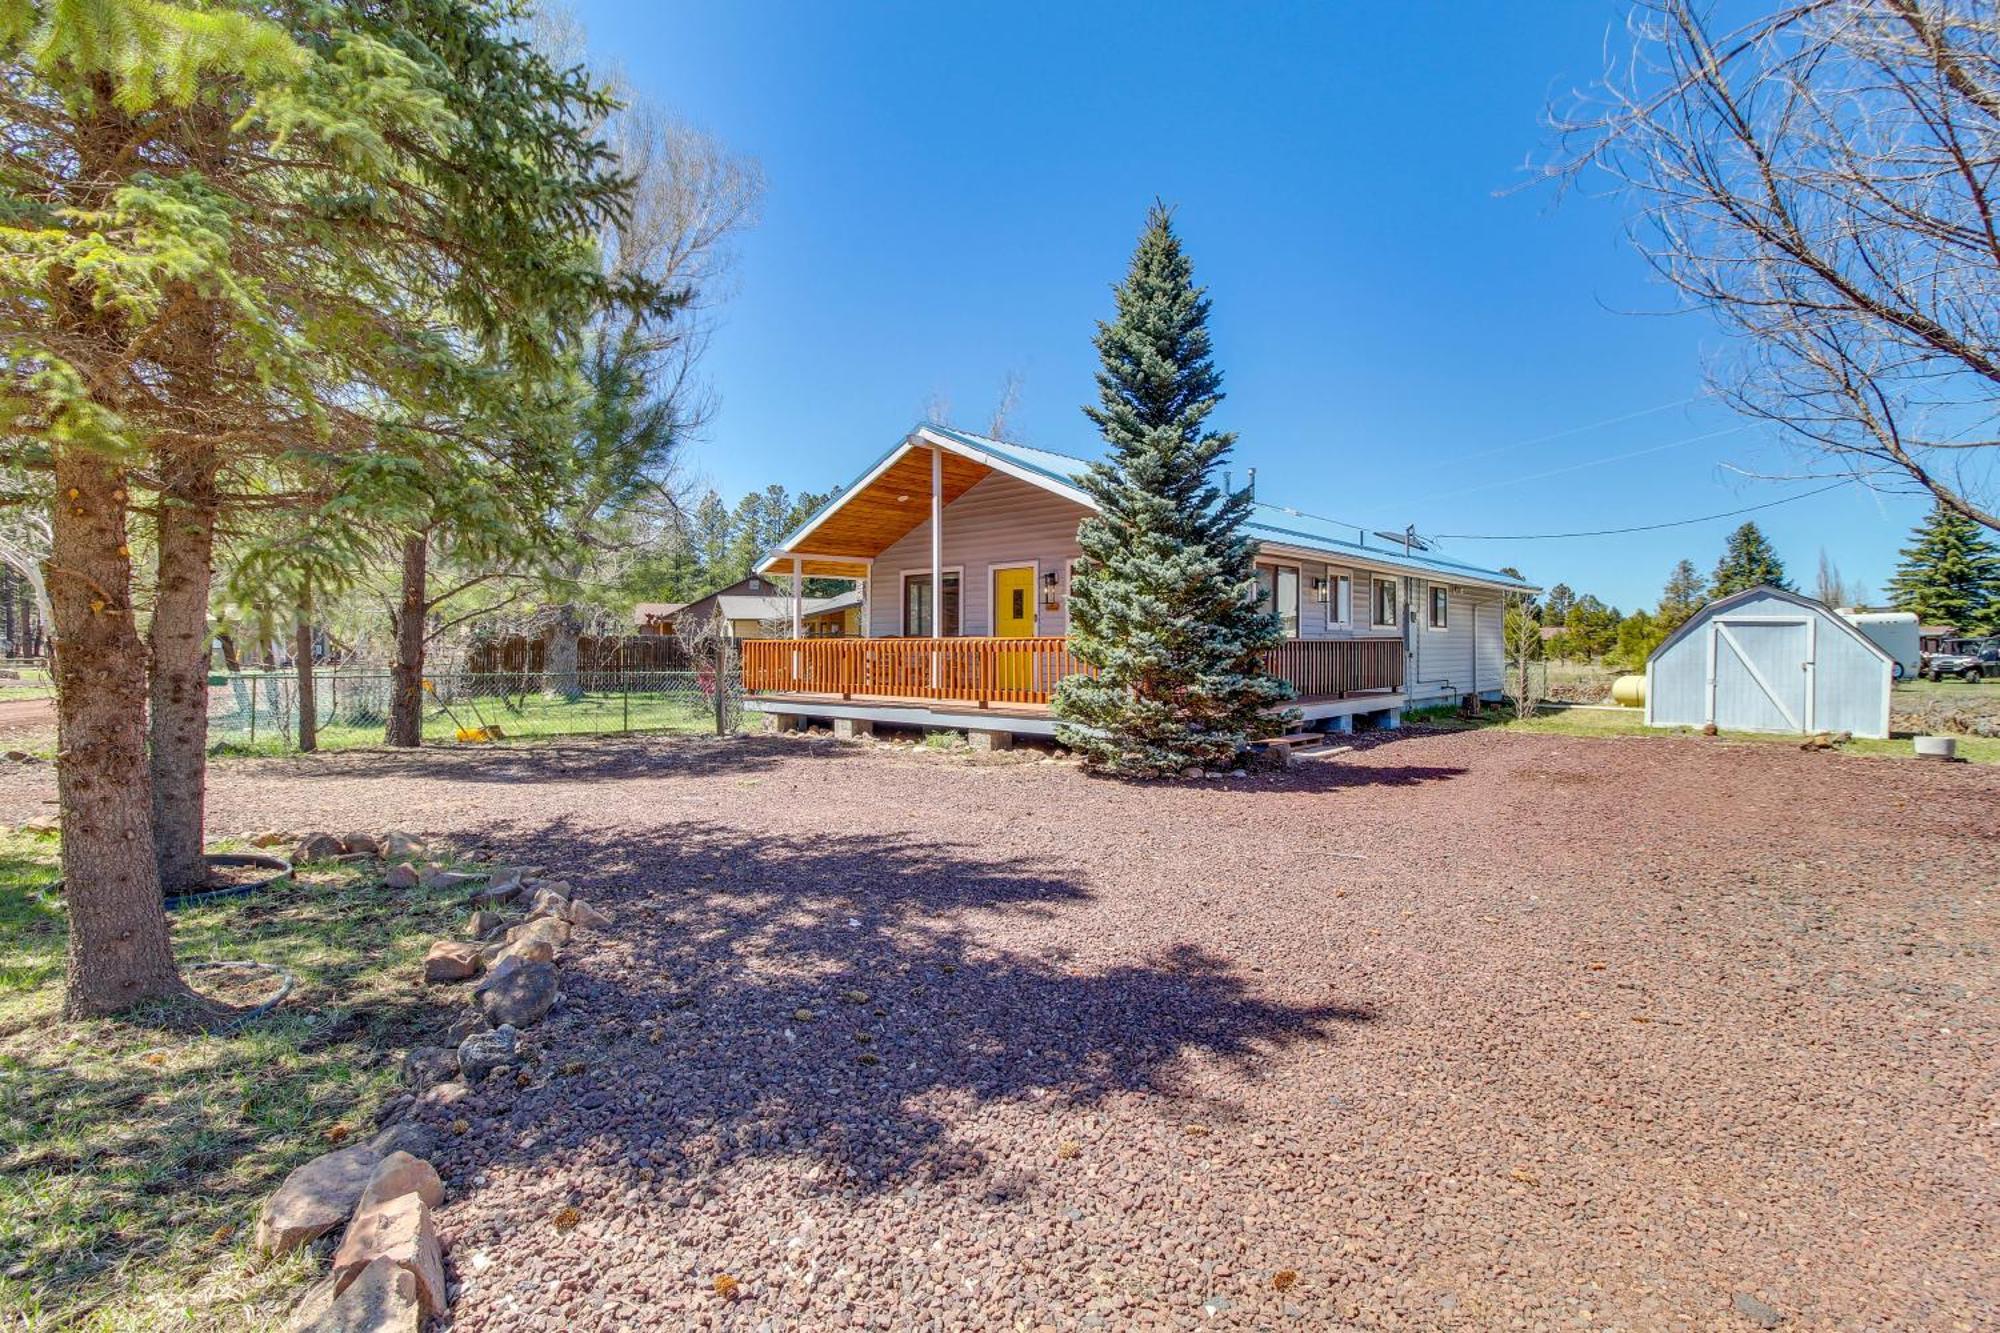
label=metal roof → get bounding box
[919,424,1537,592]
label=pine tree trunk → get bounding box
[48,451,188,1017]
[147,445,218,893]
[295,596,317,753]
[386,533,428,748]
[543,605,582,701]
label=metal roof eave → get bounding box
[756,422,1536,594]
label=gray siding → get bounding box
[1404,579,1507,704]
[868,472,1088,636]
[1646,587,1891,738]
[866,478,1517,706]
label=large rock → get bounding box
[399,1046,457,1089]
[491,937,554,969]
[294,1257,420,1332]
[507,916,569,951]
[255,1144,382,1254]
[465,910,503,939]
[382,862,420,891]
[340,831,383,858]
[381,831,426,859]
[525,887,571,919]
[444,1007,486,1044]
[464,879,521,909]
[294,832,346,864]
[476,960,558,1028]
[331,1192,447,1317]
[419,868,479,891]
[456,1025,518,1083]
[422,940,482,983]
[356,1151,444,1214]
[369,1121,436,1161]
[566,898,614,930]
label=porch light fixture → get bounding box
[1043,572,1059,591]
[895,494,910,503]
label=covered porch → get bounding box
[739,635,1407,735]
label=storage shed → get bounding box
[1646,586,1893,739]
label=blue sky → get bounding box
[573,0,1920,609]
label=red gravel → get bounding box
[6,730,1997,1329]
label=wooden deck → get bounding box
[739,635,1403,713]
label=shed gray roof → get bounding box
[1647,585,1894,665]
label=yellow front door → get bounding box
[993,566,1036,693]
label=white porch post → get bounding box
[790,554,803,687]
[791,555,803,639]
[930,445,944,686]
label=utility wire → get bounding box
[1431,479,1853,540]
[1438,396,1701,466]
[1430,424,1752,500]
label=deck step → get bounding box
[1257,732,1327,750]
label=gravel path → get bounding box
[6,730,1996,1330]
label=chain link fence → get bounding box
[204,668,742,752]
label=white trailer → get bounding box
[1838,610,1920,680]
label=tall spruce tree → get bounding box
[1051,204,1291,774]
[1887,502,2000,632]
[1710,522,1790,597]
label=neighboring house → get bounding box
[632,602,686,636]
[649,575,862,640]
[1646,585,1892,739]
[740,424,1536,741]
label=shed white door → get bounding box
[1706,616,1813,733]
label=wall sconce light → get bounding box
[1042,570,1062,610]
[1043,572,1059,591]
[1311,576,1329,601]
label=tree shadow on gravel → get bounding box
[416,816,1373,1197]
[247,733,853,788]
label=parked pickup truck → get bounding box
[1923,638,2000,682]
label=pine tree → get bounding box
[1656,558,1706,629]
[1887,502,2000,632]
[1052,205,1291,773]
[1,0,639,1012]
[1710,522,1790,596]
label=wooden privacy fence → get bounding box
[466,634,693,676]
[740,635,1403,707]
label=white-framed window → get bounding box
[1429,585,1449,630]
[1254,563,1301,638]
[1332,574,1352,626]
[901,568,961,636]
[1372,577,1399,628]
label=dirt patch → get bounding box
[3,731,1995,1329]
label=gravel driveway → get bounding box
[6,729,1995,1329]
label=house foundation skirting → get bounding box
[747,691,1412,741]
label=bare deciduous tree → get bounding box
[1550,0,2000,532]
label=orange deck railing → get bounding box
[740,635,1403,708]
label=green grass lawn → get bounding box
[1412,702,2000,764]
[208,687,724,756]
[1891,675,2000,702]
[0,830,475,1330]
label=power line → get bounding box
[1431,480,1854,540]
[1429,424,1753,500]
[1440,397,1701,466]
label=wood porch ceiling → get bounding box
[789,447,992,564]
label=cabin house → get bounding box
[741,424,1535,742]
[636,576,863,640]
